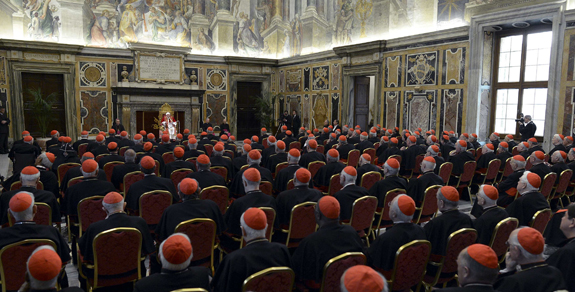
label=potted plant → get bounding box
[27,88,59,149]
[252,92,280,134]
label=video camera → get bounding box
[515,113,524,123]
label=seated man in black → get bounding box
[497,155,526,207]
[187,154,226,190]
[266,141,288,174]
[474,185,509,245]
[367,195,425,274]
[292,196,363,289]
[78,192,155,288]
[368,158,407,209]
[213,208,291,292]
[528,150,551,182]
[111,149,141,190]
[505,171,549,226]
[313,149,346,191]
[337,135,356,161]
[547,203,575,292]
[134,234,211,292]
[494,227,567,292]
[97,141,125,169]
[447,140,475,187]
[183,138,204,161]
[274,148,303,194]
[355,153,381,186]
[334,166,370,222]
[163,146,196,177]
[299,139,325,168]
[407,156,443,204]
[442,244,501,292]
[276,168,322,227]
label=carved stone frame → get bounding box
[342,63,383,127]
[8,60,77,139]
[229,74,271,137]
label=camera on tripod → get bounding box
[515,113,524,123]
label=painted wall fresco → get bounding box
[382,41,468,134]
[559,28,575,137]
[3,0,521,58]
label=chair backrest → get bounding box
[412,154,425,175]
[308,161,326,178]
[139,190,173,225]
[285,202,317,244]
[459,161,477,183]
[467,148,476,157]
[204,144,213,157]
[13,153,36,175]
[9,181,44,191]
[200,186,229,214]
[388,240,431,291]
[119,146,129,156]
[96,154,109,163]
[171,289,208,292]
[224,149,235,159]
[286,179,295,190]
[320,252,366,292]
[260,207,276,242]
[555,169,573,195]
[275,162,289,178]
[489,217,519,260]
[442,228,478,274]
[0,239,57,292]
[242,267,295,292]
[210,166,228,181]
[77,196,107,237]
[260,181,273,196]
[289,141,301,150]
[512,146,519,155]
[381,189,407,222]
[475,147,483,161]
[388,154,402,164]
[154,160,161,176]
[78,143,89,157]
[374,142,380,150]
[262,138,268,149]
[162,152,175,165]
[317,145,325,154]
[502,158,514,178]
[170,168,194,189]
[327,174,343,196]
[175,218,217,274]
[540,172,557,198]
[349,196,378,233]
[530,208,552,234]
[525,159,533,170]
[123,171,145,194]
[92,228,142,288]
[186,157,197,165]
[360,171,381,190]
[438,162,453,184]
[68,176,83,188]
[414,185,441,224]
[347,150,360,167]
[484,159,502,181]
[104,161,124,182]
[58,163,81,186]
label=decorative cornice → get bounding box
[0,39,84,54]
[224,56,278,66]
[0,0,20,14]
[277,50,339,66]
[333,40,386,57]
[385,26,470,50]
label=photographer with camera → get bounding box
[517,114,537,141]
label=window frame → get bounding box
[490,25,552,140]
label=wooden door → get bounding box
[22,73,66,137]
[354,76,370,131]
[136,111,185,137]
[237,82,262,140]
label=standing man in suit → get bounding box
[281,110,292,130]
[0,107,9,154]
[291,110,301,134]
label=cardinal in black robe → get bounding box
[0,221,71,263]
[406,159,443,204]
[266,148,288,174]
[474,205,509,245]
[355,156,382,186]
[367,222,425,272]
[400,136,426,174]
[64,176,116,217]
[125,172,179,213]
[299,143,325,168]
[506,190,549,227]
[368,159,407,208]
[275,171,322,227]
[547,208,575,291]
[111,157,141,191]
[0,186,61,226]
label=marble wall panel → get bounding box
[287,95,302,115]
[406,51,437,86]
[312,66,329,91]
[331,64,340,90]
[206,93,227,131]
[440,89,463,134]
[385,56,401,88]
[0,57,6,86]
[404,90,437,131]
[443,47,465,85]
[206,69,227,91]
[312,93,329,129]
[80,90,108,134]
[0,88,6,108]
[80,62,107,87]
[385,91,400,129]
[304,67,311,91]
[279,70,285,92]
[332,93,340,123]
[286,69,302,92]
[303,94,310,129]
[568,34,575,81]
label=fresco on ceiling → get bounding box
[6,0,497,58]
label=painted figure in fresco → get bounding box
[28,12,40,39]
[51,16,60,41]
[33,0,55,39]
[291,16,302,57]
[169,10,190,46]
[237,12,261,56]
[149,6,168,41]
[184,0,193,20]
[196,27,216,52]
[335,0,354,45]
[90,10,110,46]
[255,0,271,32]
[120,4,139,43]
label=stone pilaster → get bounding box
[58,0,84,44]
[210,9,235,53]
[300,4,329,55]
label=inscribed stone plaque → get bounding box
[136,53,183,83]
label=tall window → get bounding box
[492,27,552,138]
